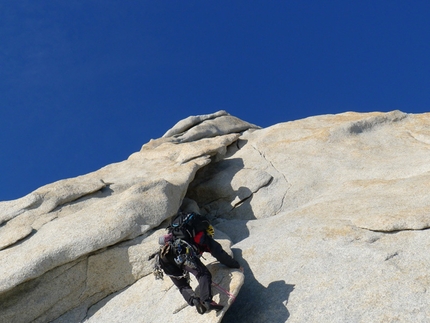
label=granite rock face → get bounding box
[1,110,430,322]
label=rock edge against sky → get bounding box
[1,110,430,323]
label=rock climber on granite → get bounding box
[152,211,241,315]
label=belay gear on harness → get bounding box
[152,253,164,280]
[155,242,192,281]
[152,239,199,281]
[172,238,199,268]
[148,250,164,280]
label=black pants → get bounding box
[169,257,212,305]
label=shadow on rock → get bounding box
[186,158,257,221]
[223,249,294,323]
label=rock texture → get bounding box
[1,110,430,322]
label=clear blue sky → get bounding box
[1,1,429,201]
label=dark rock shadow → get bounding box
[186,156,255,243]
[223,249,294,323]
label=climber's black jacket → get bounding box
[193,231,240,269]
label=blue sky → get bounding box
[1,1,429,201]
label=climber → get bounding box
[156,212,241,315]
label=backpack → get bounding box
[167,212,211,242]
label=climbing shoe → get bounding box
[192,297,206,315]
[203,300,224,312]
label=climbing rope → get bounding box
[211,282,236,303]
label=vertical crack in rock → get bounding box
[78,257,90,302]
[230,175,273,210]
[249,143,291,215]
